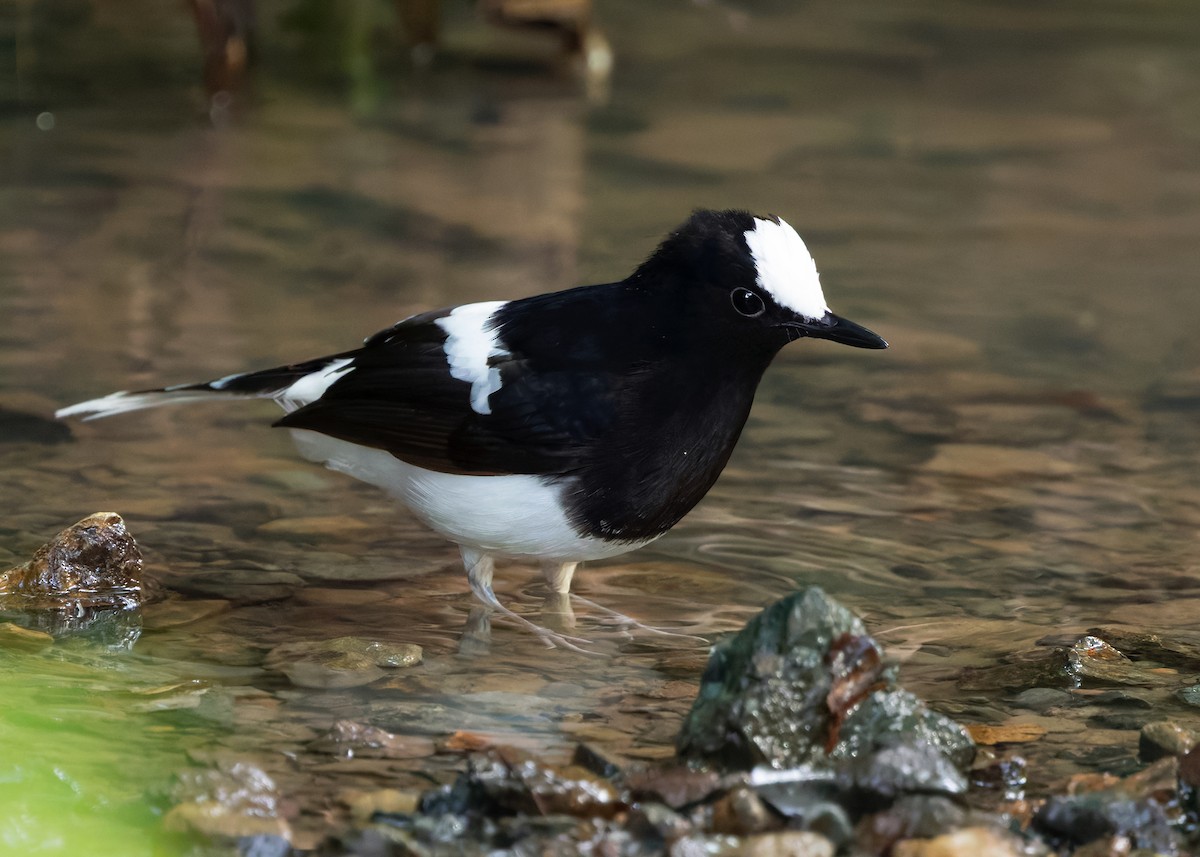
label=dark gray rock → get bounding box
[1176,684,1200,708]
[1033,794,1178,854]
[845,741,968,799]
[677,588,974,843]
[1011,687,1074,712]
[677,587,874,771]
[831,689,974,771]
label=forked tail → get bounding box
[56,355,355,421]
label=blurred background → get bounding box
[3,0,1200,853]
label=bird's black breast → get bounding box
[492,283,778,542]
[558,355,768,542]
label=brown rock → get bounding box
[1179,746,1200,789]
[623,762,723,809]
[892,826,1024,857]
[708,784,779,835]
[739,830,835,857]
[310,720,436,760]
[343,788,421,822]
[166,761,291,840]
[965,723,1047,745]
[0,513,142,608]
[474,746,626,819]
[265,636,422,689]
[0,621,54,650]
[1071,836,1133,857]
[163,800,290,839]
[1139,720,1198,762]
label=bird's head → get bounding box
[635,209,888,353]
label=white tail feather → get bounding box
[56,358,356,422]
[55,389,251,421]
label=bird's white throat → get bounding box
[743,217,830,321]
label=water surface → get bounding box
[3,0,1200,851]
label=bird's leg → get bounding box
[539,561,578,631]
[461,548,593,652]
[541,560,578,595]
[539,558,707,644]
[457,606,493,656]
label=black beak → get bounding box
[785,312,888,349]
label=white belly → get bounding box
[287,429,653,562]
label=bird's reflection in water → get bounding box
[456,586,707,656]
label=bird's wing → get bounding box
[274,308,620,476]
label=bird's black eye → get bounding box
[730,288,765,318]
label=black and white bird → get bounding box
[58,210,886,647]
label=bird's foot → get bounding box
[570,595,709,644]
[472,587,596,653]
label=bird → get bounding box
[57,209,887,649]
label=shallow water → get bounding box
[4,0,1200,852]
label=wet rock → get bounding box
[571,742,623,779]
[0,620,54,651]
[423,745,626,822]
[265,637,421,689]
[169,568,304,605]
[1139,720,1198,762]
[1088,625,1200,672]
[969,756,1027,802]
[237,835,293,857]
[845,740,968,799]
[832,689,974,772]
[855,795,969,854]
[965,722,1047,745]
[0,513,142,610]
[677,587,890,770]
[1177,684,1200,708]
[166,760,291,840]
[2,601,143,647]
[674,588,973,845]
[1087,689,1155,709]
[676,583,964,772]
[891,825,1028,857]
[626,801,693,842]
[310,720,436,760]
[1068,636,1169,687]
[342,788,421,822]
[1011,687,1074,712]
[141,596,231,630]
[707,784,779,835]
[1179,746,1200,789]
[1069,837,1134,857]
[752,777,854,845]
[623,762,723,809]
[1032,794,1176,854]
[1120,756,1178,798]
[958,648,1072,691]
[738,830,835,857]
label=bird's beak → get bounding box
[785,312,888,349]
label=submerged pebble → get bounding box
[265,636,422,689]
[166,760,291,840]
[1139,720,1198,762]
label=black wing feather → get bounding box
[275,310,620,477]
